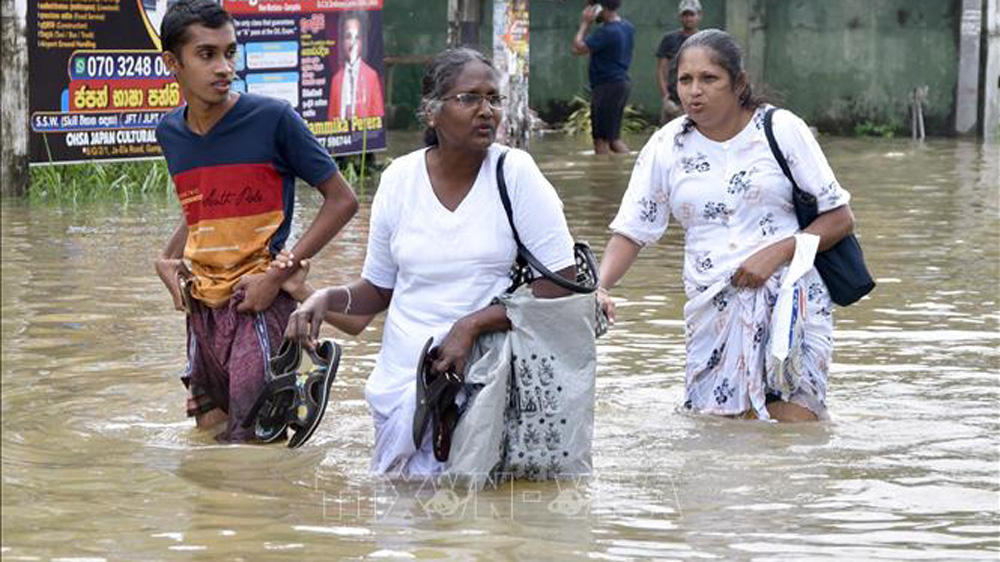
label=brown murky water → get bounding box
[2,132,998,560]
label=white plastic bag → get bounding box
[767,233,819,398]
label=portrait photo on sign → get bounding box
[327,10,385,121]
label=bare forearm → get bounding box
[161,219,187,259]
[599,234,642,289]
[457,304,510,339]
[280,172,359,283]
[804,204,855,252]
[572,22,590,55]
[530,265,575,298]
[657,58,670,97]
[287,281,375,335]
[318,279,392,316]
[733,204,856,288]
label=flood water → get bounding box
[2,132,998,560]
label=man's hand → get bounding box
[155,258,192,312]
[235,272,282,312]
[581,4,599,24]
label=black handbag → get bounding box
[763,107,875,306]
[496,151,600,294]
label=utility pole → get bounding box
[984,0,999,140]
[493,0,529,148]
[955,0,983,135]
[448,0,481,48]
[1,0,29,196]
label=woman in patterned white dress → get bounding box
[597,30,858,422]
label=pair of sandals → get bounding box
[242,338,341,448]
[412,338,464,462]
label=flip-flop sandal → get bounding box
[412,338,436,449]
[242,339,302,443]
[287,339,342,449]
[411,337,463,459]
[433,383,462,462]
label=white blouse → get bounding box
[610,106,851,297]
[361,144,576,399]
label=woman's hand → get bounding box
[431,317,478,380]
[731,238,794,289]
[597,287,616,324]
[269,250,313,302]
[285,287,335,348]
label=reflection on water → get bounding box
[2,132,998,559]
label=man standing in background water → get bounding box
[656,0,701,123]
[572,0,634,155]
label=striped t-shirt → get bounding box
[156,94,337,307]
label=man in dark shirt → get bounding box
[572,0,634,154]
[655,0,701,123]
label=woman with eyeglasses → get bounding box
[283,48,576,476]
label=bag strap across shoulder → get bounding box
[762,107,795,187]
[496,151,595,294]
[762,107,819,229]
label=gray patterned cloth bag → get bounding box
[445,286,606,487]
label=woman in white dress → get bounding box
[598,30,857,422]
[285,48,576,474]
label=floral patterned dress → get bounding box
[609,106,851,419]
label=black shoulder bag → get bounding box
[496,151,600,294]
[763,107,875,306]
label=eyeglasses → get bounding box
[441,93,507,109]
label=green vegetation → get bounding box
[560,95,652,137]
[29,160,172,203]
[853,120,900,138]
[27,152,388,203]
[335,153,388,198]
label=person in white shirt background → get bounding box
[289,48,576,475]
[597,30,858,423]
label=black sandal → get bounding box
[411,337,463,461]
[287,340,341,449]
[242,339,302,443]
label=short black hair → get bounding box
[598,0,622,11]
[160,0,233,55]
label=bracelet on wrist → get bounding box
[340,285,352,314]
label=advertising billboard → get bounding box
[27,0,385,164]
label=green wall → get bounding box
[381,3,448,129]
[760,0,959,134]
[380,0,961,134]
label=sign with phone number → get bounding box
[69,52,172,80]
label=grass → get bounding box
[560,95,653,137]
[28,160,172,203]
[853,120,900,139]
[28,153,387,203]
